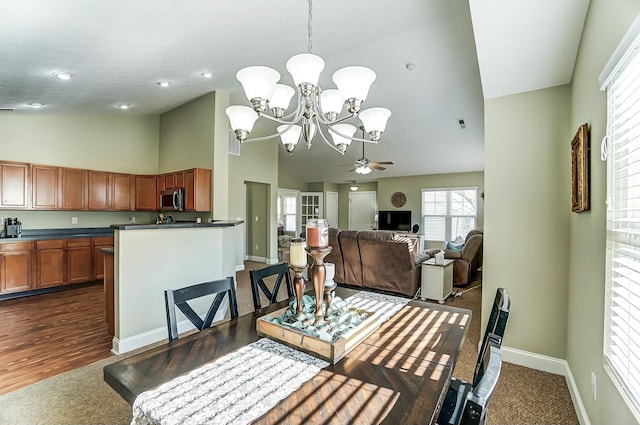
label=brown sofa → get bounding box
[426,228,483,286]
[327,228,429,297]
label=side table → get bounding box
[421,258,454,304]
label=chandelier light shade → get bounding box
[225,0,391,156]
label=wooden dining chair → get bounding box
[249,262,294,310]
[164,276,238,342]
[436,335,503,425]
[473,287,510,386]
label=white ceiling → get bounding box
[0,0,590,184]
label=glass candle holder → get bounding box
[289,238,307,268]
[306,219,329,248]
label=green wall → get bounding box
[377,172,485,234]
[159,92,215,172]
[567,0,640,423]
[245,182,269,258]
[0,114,160,229]
[229,139,279,262]
[485,85,571,360]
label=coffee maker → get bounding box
[5,217,22,238]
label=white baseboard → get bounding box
[502,345,591,425]
[246,255,267,263]
[266,257,279,265]
[235,264,245,272]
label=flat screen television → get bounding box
[378,210,412,231]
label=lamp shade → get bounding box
[332,66,376,101]
[270,84,295,110]
[320,89,344,115]
[277,125,302,147]
[286,53,325,87]
[226,105,259,132]
[236,66,280,101]
[329,123,356,147]
[359,107,392,132]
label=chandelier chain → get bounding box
[307,0,313,54]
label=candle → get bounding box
[289,239,307,267]
[306,219,328,248]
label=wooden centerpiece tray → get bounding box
[256,305,382,364]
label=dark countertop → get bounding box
[110,220,243,231]
[0,227,114,243]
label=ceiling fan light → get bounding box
[332,66,376,102]
[226,105,259,134]
[350,185,359,191]
[286,53,325,87]
[359,107,392,134]
[270,84,295,113]
[330,123,356,148]
[236,66,280,103]
[320,89,344,118]
[355,165,372,175]
[277,125,302,147]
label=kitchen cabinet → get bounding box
[92,236,114,280]
[111,173,133,210]
[88,170,110,210]
[67,238,92,284]
[0,241,34,294]
[31,165,59,209]
[135,175,157,211]
[60,167,88,210]
[35,239,65,288]
[184,168,211,212]
[0,161,29,209]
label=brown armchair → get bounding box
[427,229,483,286]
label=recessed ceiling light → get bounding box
[53,71,73,80]
[201,72,213,78]
[117,104,130,110]
[157,81,171,87]
[28,103,44,108]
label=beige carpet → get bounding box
[0,262,578,425]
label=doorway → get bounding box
[245,182,269,262]
[349,191,377,230]
[325,191,338,227]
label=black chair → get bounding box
[437,335,503,425]
[164,276,239,342]
[249,262,294,310]
[474,288,510,386]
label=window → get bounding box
[421,188,477,242]
[277,195,297,233]
[602,19,640,414]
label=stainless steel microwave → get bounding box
[159,188,185,211]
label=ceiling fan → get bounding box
[350,142,394,174]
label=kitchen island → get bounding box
[109,220,243,354]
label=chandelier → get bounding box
[225,0,391,155]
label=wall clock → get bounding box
[391,192,406,208]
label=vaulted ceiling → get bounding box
[0,0,590,183]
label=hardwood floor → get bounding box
[0,282,113,395]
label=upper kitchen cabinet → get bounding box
[60,167,88,210]
[184,168,211,212]
[31,164,59,209]
[111,173,133,211]
[88,170,110,210]
[135,175,157,211]
[87,171,134,211]
[0,161,29,209]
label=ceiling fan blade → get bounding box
[348,168,357,172]
[373,161,394,165]
[371,164,386,171]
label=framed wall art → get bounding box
[571,123,590,213]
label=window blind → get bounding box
[604,24,640,413]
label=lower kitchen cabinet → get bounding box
[92,236,114,280]
[0,241,34,294]
[66,238,92,284]
[35,239,65,288]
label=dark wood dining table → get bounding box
[104,287,471,425]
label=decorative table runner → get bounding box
[131,291,411,425]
